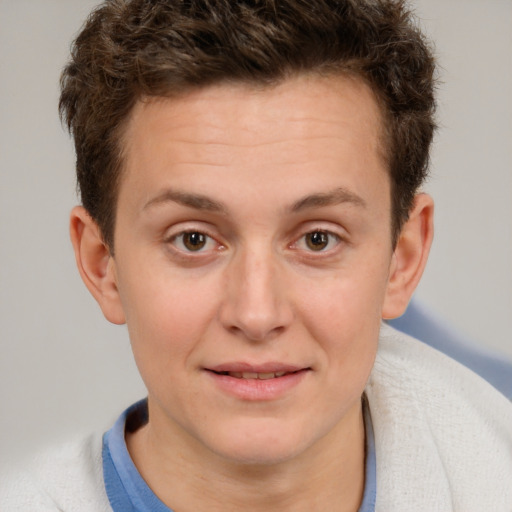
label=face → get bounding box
[111,75,396,465]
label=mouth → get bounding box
[204,364,311,400]
[208,370,300,380]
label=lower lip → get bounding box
[205,370,309,401]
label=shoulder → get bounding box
[366,324,512,511]
[0,432,111,512]
[371,323,512,422]
[388,299,512,399]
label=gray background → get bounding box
[1,0,511,463]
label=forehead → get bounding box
[123,74,384,156]
[118,74,388,213]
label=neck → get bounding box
[126,400,366,512]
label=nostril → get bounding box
[226,323,286,342]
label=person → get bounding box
[1,0,511,510]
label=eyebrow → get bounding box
[143,189,227,213]
[290,187,366,212]
[143,186,366,215]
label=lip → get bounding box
[207,362,305,374]
[204,362,311,401]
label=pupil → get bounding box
[184,232,206,251]
[307,231,328,251]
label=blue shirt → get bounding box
[102,398,377,511]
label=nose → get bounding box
[218,247,293,342]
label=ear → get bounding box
[69,206,126,325]
[382,193,434,319]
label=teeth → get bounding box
[225,371,289,379]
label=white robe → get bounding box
[367,324,512,511]
[2,325,511,511]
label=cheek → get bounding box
[298,263,388,334]
[116,261,222,374]
[294,260,388,376]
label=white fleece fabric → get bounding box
[1,325,511,511]
[0,432,111,511]
[367,324,512,511]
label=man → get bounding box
[2,0,511,510]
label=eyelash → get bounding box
[292,230,342,253]
[166,230,222,254]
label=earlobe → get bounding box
[69,206,126,325]
[382,194,434,320]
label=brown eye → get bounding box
[168,229,221,257]
[305,231,329,251]
[182,232,207,251]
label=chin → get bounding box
[214,441,302,467]
[203,419,318,466]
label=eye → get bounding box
[297,230,340,252]
[171,231,217,252]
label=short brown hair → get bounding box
[60,0,436,250]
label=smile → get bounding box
[204,365,310,401]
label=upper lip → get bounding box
[205,362,308,374]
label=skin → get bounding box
[70,74,433,511]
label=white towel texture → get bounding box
[1,325,511,511]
